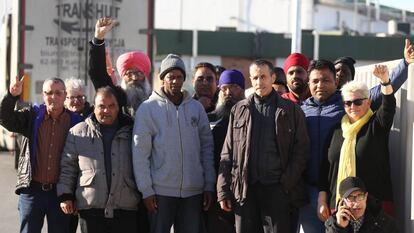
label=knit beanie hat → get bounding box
[116,51,151,78]
[159,54,186,80]
[283,53,310,74]
[219,69,245,89]
[334,56,356,78]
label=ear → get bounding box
[367,99,372,107]
[334,76,339,88]
[271,73,276,83]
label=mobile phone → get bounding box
[340,199,356,221]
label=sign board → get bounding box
[23,0,148,103]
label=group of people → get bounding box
[1,17,414,233]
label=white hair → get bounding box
[341,80,369,99]
[65,77,85,93]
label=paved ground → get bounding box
[0,151,81,233]
[0,151,19,233]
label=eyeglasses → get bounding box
[345,193,366,203]
[66,95,85,101]
[344,98,367,107]
[43,90,65,97]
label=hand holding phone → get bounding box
[336,199,354,228]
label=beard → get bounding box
[215,97,238,119]
[289,78,308,95]
[121,79,152,112]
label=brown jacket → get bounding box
[217,93,310,207]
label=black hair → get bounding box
[215,65,226,77]
[250,59,274,75]
[308,59,336,80]
[334,56,356,78]
[193,62,217,78]
[273,67,287,85]
[94,86,118,102]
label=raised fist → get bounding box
[94,18,118,40]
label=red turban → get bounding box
[116,51,151,78]
[283,53,310,74]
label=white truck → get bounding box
[0,0,150,150]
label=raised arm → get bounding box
[372,65,396,129]
[0,76,31,135]
[370,39,414,110]
[88,18,118,90]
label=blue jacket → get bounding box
[301,59,409,186]
[301,91,344,185]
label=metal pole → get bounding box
[313,30,319,60]
[291,0,301,53]
[191,29,198,69]
[353,0,358,33]
[147,0,154,83]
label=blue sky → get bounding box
[379,0,414,12]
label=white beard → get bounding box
[121,79,152,112]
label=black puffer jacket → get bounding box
[325,197,398,233]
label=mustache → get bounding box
[292,77,306,84]
[121,79,152,111]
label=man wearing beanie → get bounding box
[132,53,215,233]
[281,53,311,104]
[217,60,309,233]
[192,62,219,113]
[325,177,398,233]
[334,56,356,90]
[89,18,152,117]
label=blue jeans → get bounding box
[149,194,203,233]
[297,185,324,233]
[18,187,69,233]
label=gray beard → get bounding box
[214,99,237,119]
[121,79,152,113]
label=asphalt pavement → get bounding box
[0,152,81,233]
[0,151,19,233]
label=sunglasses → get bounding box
[344,98,367,107]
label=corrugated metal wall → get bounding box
[355,61,414,233]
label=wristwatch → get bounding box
[380,79,391,86]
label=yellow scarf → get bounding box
[336,109,373,204]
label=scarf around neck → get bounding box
[336,109,374,204]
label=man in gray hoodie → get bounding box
[132,54,216,233]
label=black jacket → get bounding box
[88,39,131,116]
[319,94,396,207]
[0,92,82,194]
[208,109,230,174]
[325,197,398,233]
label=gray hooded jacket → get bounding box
[132,88,215,199]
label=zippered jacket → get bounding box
[216,93,310,207]
[132,88,215,199]
[57,115,140,218]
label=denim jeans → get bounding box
[297,185,324,233]
[18,187,69,233]
[148,194,203,233]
